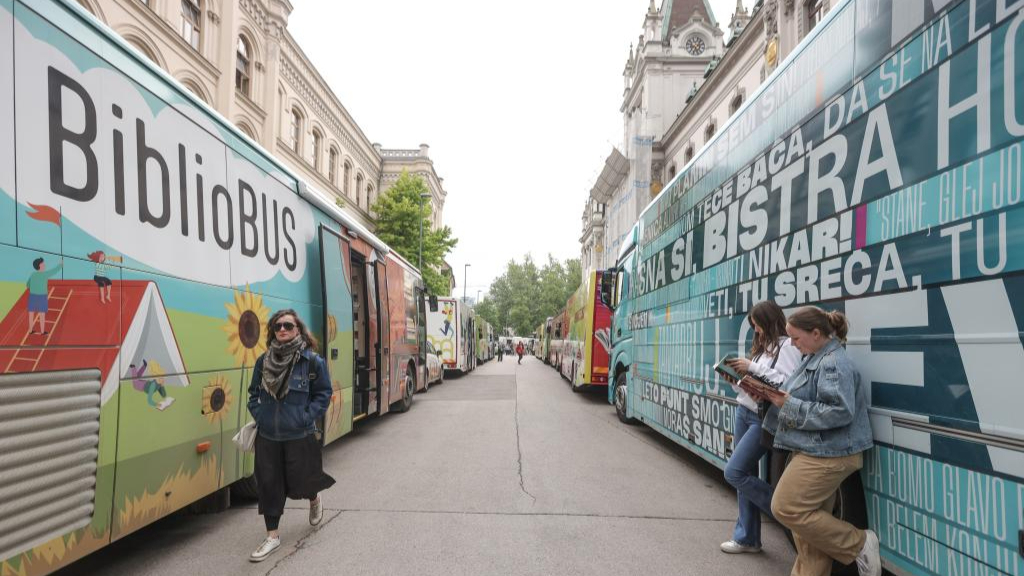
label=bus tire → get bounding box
[768,450,869,576]
[231,475,259,501]
[188,485,231,514]
[613,372,637,425]
[395,366,415,413]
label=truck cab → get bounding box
[599,224,638,423]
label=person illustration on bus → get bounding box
[129,359,175,410]
[26,257,63,335]
[440,302,454,336]
[87,250,123,304]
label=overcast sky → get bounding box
[290,0,744,300]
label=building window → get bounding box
[730,93,743,115]
[127,39,158,66]
[705,121,716,144]
[806,0,827,32]
[236,123,255,140]
[290,108,303,154]
[355,174,364,208]
[311,129,323,171]
[235,36,251,96]
[367,185,375,210]
[669,164,677,180]
[684,145,694,163]
[180,0,201,50]
[343,162,352,197]
[329,148,338,185]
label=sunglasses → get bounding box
[274,322,296,332]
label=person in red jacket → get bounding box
[515,341,525,364]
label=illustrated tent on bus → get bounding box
[0,280,190,405]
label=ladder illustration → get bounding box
[4,287,74,373]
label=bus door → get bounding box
[350,251,376,418]
[416,287,427,389]
[373,259,392,412]
[318,227,354,444]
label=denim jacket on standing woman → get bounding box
[247,349,332,442]
[762,339,873,457]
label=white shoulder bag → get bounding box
[232,421,258,452]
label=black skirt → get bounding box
[255,434,336,517]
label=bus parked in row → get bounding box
[426,297,476,374]
[0,1,428,574]
[476,317,494,364]
[545,308,568,367]
[600,1,1024,575]
[558,271,612,392]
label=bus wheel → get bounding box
[396,367,415,413]
[768,450,869,576]
[422,370,430,393]
[614,373,637,425]
[231,475,259,501]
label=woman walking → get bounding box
[720,301,801,555]
[246,309,335,562]
[756,306,881,576]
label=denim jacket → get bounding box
[247,349,332,441]
[763,339,873,457]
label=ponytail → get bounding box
[788,306,849,343]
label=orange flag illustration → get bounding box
[27,203,62,225]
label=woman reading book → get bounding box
[719,301,801,555]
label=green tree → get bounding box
[371,171,457,295]
[478,254,581,336]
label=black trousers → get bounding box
[255,434,336,522]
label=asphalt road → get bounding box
[56,355,795,576]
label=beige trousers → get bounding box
[771,451,867,576]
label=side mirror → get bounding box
[600,269,617,310]
[428,294,439,312]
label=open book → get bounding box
[713,354,784,400]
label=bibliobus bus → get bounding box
[0,1,426,574]
[426,297,476,373]
[558,271,612,392]
[600,1,1024,575]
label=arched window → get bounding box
[684,145,694,163]
[355,174,364,208]
[290,108,303,154]
[367,185,375,210]
[329,147,339,185]
[730,93,743,115]
[180,0,201,50]
[127,38,159,66]
[669,164,677,180]
[236,123,255,140]
[705,121,716,144]
[806,0,827,33]
[343,162,352,197]
[311,129,323,171]
[182,80,207,104]
[235,36,251,96]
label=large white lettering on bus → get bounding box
[12,18,313,286]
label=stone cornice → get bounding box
[279,34,381,180]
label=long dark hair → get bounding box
[787,306,849,344]
[748,300,788,360]
[266,309,319,353]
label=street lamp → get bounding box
[476,290,481,304]
[463,263,471,303]
[418,192,431,270]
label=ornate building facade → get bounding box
[582,0,834,274]
[73,0,447,232]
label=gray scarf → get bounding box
[262,336,306,400]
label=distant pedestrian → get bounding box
[25,257,62,335]
[759,306,881,576]
[247,309,335,563]
[497,343,504,362]
[515,341,525,364]
[719,301,800,556]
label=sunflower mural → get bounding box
[223,285,270,366]
[201,375,233,424]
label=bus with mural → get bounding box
[558,271,611,392]
[476,316,493,364]
[426,296,476,373]
[0,1,427,574]
[600,1,1024,575]
[546,308,568,368]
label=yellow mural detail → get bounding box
[223,285,270,366]
[117,455,220,538]
[0,528,108,576]
[201,375,233,424]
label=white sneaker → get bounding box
[310,496,323,526]
[249,536,281,562]
[720,540,761,554]
[855,530,881,576]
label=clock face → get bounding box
[685,35,706,56]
